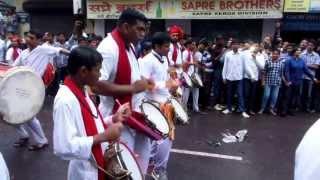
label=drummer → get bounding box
[12,30,69,151]
[93,9,153,177]
[167,25,184,75]
[181,39,203,113]
[53,46,130,180]
[139,32,179,180]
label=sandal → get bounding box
[13,138,29,148]
[28,143,49,151]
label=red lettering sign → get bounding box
[181,1,215,11]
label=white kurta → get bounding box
[139,51,171,103]
[13,44,62,77]
[97,34,145,118]
[294,118,320,180]
[0,152,9,180]
[53,85,110,180]
[5,47,22,65]
[168,43,183,66]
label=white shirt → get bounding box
[97,33,145,118]
[182,49,199,75]
[5,47,22,65]
[222,50,244,81]
[256,52,268,70]
[139,50,170,103]
[0,39,5,62]
[295,118,320,180]
[53,85,110,180]
[168,43,183,66]
[0,152,9,180]
[13,45,62,77]
[242,51,259,81]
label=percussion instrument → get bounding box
[190,73,204,88]
[104,142,143,180]
[140,100,170,139]
[181,72,193,88]
[123,99,170,141]
[0,65,45,124]
[167,97,189,125]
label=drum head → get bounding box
[141,102,170,135]
[182,72,193,87]
[170,98,189,124]
[118,142,143,180]
[0,67,45,124]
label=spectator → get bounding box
[5,36,22,64]
[222,39,250,118]
[300,40,320,112]
[259,49,283,115]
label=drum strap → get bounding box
[64,76,107,180]
[172,43,178,64]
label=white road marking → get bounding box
[171,148,243,161]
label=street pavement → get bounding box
[0,97,318,180]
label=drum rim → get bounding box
[0,67,45,125]
[182,72,193,87]
[140,100,170,136]
[168,97,189,124]
[191,73,203,87]
[117,141,144,180]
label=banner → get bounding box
[284,0,320,12]
[283,14,320,31]
[87,0,284,19]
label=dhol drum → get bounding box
[139,101,170,139]
[191,73,204,88]
[0,65,45,124]
[168,97,189,125]
[181,72,193,88]
[104,142,143,180]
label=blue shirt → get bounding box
[285,57,314,85]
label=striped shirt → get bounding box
[300,51,320,79]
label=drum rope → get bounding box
[90,152,129,180]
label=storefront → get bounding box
[87,0,284,42]
[282,0,320,42]
[23,0,74,34]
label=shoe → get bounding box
[194,110,208,115]
[258,110,264,114]
[242,112,250,118]
[28,143,49,151]
[222,109,231,114]
[219,104,226,109]
[214,104,223,111]
[249,111,256,115]
[270,109,277,116]
[13,138,29,148]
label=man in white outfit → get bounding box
[181,39,203,113]
[139,32,179,180]
[94,9,153,177]
[13,30,69,150]
[53,46,129,180]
